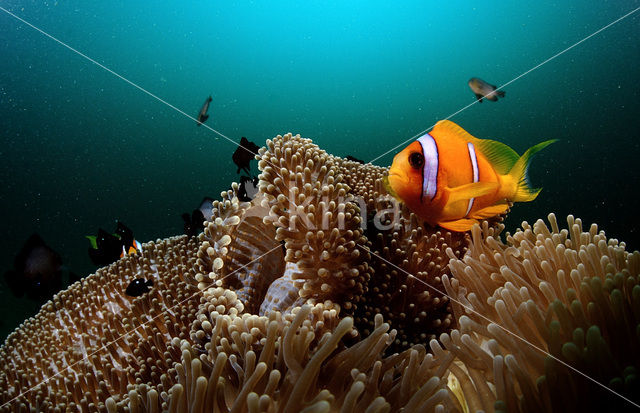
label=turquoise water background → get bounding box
[1,1,638,340]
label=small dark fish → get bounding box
[114,222,135,252]
[345,155,365,164]
[182,209,205,238]
[3,233,63,301]
[87,222,140,266]
[468,77,505,103]
[232,137,260,175]
[197,96,212,126]
[238,175,259,202]
[125,278,153,297]
[87,229,122,266]
[182,197,214,237]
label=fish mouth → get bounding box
[387,173,402,183]
[384,171,404,199]
[387,167,406,182]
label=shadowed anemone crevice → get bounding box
[1,133,639,412]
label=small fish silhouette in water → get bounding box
[125,278,153,297]
[232,137,260,174]
[238,175,259,202]
[197,95,212,126]
[182,210,205,238]
[182,197,214,237]
[86,229,121,266]
[3,233,63,301]
[345,155,365,164]
[87,222,141,266]
[468,77,505,103]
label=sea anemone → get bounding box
[441,214,640,412]
[0,235,202,411]
[1,133,638,412]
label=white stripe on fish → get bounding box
[465,142,479,216]
[417,133,439,201]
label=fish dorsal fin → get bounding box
[446,181,498,204]
[434,120,519,175]
[472,139,520,175]
[433,120,475,141]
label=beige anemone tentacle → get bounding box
[442,213,640,412]
[258,133,372,313]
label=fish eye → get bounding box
[408,152,424,169]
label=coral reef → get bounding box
[1,133,638,412]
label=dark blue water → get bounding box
[1,1,638,340]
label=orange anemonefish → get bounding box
[385,120,556,232]
[120,240,142,258]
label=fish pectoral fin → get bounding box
[469,202,510,219]
[445,182,498,205]
[475,94,483,102]
[439,218,479,232]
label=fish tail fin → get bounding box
[508,139,557,202]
